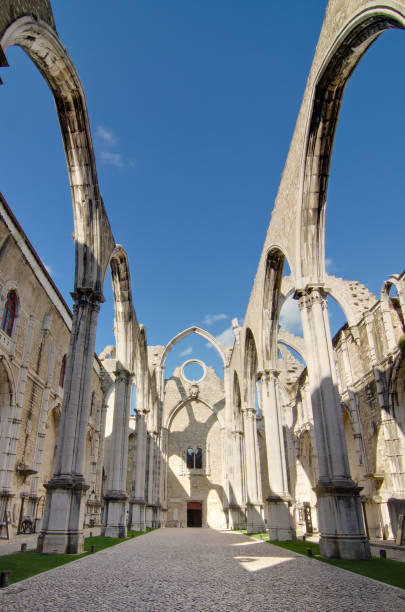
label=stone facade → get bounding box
[0,193,105,539]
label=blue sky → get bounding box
[0,1,403,377]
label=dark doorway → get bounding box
[187,501,202,527]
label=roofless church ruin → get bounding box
[0,0,403,562]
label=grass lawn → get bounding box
[0,528,154,586]
[236,531,405,590]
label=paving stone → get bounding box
[0,529,404,611]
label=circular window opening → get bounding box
[182,360,206,383]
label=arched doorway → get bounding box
[187,501,202,527]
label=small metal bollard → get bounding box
[306,548,313,558]
[89,531,93,538]
[379,549,387,559]
[0,570,11,588]
[260,534,263,541]
[20,543,27,552]
[90,545,96,554]
[302,534,306,541]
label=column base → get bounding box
[145,505,153,529]
[267,495,295,541]
[37,477,88,554]
[246,503,264,534]
[102,492,128,538]
[315,481,371,559]
[129,499,146,532]
[228,505,246,530]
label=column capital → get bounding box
[260,368,280,383]
[242,406,256,418]
[114,366,132,382]
[294,285,327,311]
[71,287,105,309]
[232,428,243,436]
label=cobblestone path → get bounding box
[0,528,404,611]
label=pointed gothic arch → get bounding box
[299,6,405,283]
[160,326,227,368]
[1,13,115,292]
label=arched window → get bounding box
[1,290,17,336]
[195,447,203,469]
[186,447,194,469]
[186,447,203,469]
[59,355,66,388]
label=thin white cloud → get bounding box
[179,346,192,357]
[203,313,228,326]
[325,257,333,273]
[96,125,117,146]
[215,325,235,347]
[280,296,302,336]
[44,263,54,277]
[100,151,123,168]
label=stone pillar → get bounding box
[102,367,132,538]
[94,400,108,518]
[242,407,264,533]
[260,369,294,540]
[159,427,168,526]
[129,409,148,531]
[37,289,102,554]
[145,430,155,528]
[228,428,245,530]
[296,287,370,559]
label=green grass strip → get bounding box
[236,531,405,591]
[0,528,155,586]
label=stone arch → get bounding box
[243,327,258,408]
[280,274,368,330]
[278,330,307,364]
[134,325,149,412]
[165,395,224,431]
[299,5,405,283]
[381,277,404,346]
[262,248,287,366]
[388,353,405,429]
[0,358,15,433]
[160,326,226,368]
[1,14,115,292]
[110,245,135,372]
[233,371,242,430]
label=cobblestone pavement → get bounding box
[0,528,404,612]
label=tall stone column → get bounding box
[94,400,108,515]
[128,409,148,531]
[296,287,370,559]
[242,407,264,533]
[260,369,294,540]
[159,427,168,526]
[145,430,155,528]
[102,367,132,537]
[37,289,102,554]
[228,428,245,530]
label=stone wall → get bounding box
[0,193,105,536]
